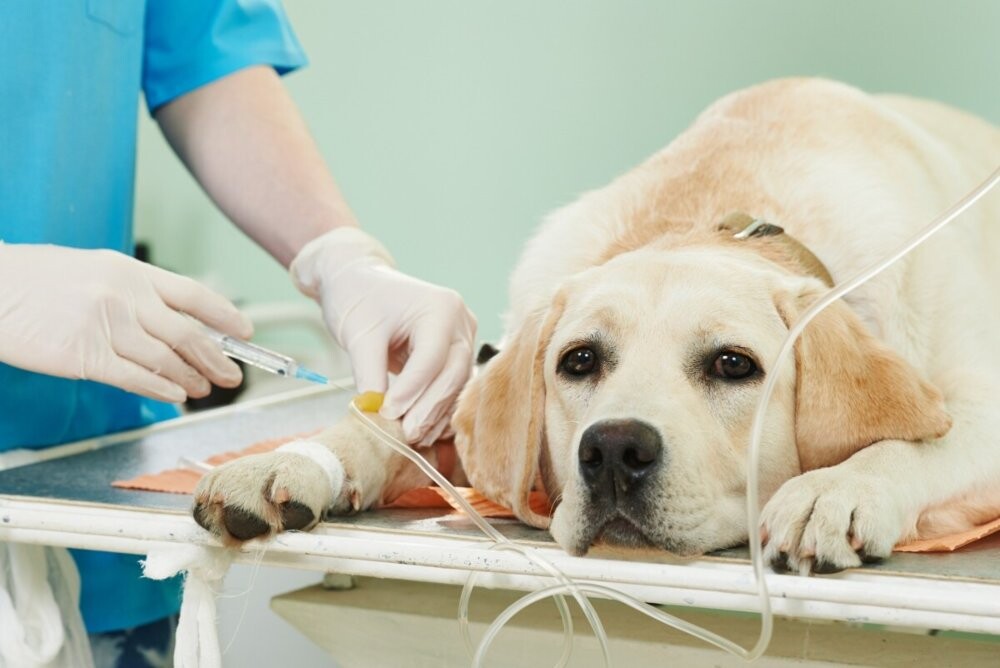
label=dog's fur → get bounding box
[194,78,1000,574]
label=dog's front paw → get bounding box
[760,469,904,575]
[192,448,341,545]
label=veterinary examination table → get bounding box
[1,386,998,666]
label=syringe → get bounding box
[202,325,330,385]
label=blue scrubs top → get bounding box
[0,0,306,633]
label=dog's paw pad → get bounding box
[857,547,885,565]
[769,551,791,573]
[221,506,271,541]
[279,500,316,531]
[811,559,846,575]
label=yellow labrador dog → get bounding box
[194,78,1000,574]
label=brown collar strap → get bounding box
[717,212,835,287]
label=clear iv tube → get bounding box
[347,403,606,668]
[743,165,1000,633]
[348,393,759,665]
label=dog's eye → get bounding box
[710,351,758,380]
[559,347,598,376]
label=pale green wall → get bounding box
[134,0,1000,343]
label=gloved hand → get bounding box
[0,243,252,403]
[291,227,476,445]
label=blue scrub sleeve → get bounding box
[142,0,307,112]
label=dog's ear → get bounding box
[776,283,951,471]
[452,294,567,529]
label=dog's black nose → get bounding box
[579,419,663,498]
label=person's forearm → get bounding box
[155,66,357,266]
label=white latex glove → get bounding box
[0,243,252,403]
[291,227,476,445]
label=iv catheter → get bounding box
[202,325,330,385]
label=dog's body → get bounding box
[195,79,1000,573]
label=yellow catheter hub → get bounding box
[353,391,384,413]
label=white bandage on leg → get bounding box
[277,440,345,498]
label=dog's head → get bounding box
[453,236,951,556]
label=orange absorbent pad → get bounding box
[113,435,998,553]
